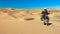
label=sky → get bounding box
[0,0,60,9]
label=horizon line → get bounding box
[0,8,60,10]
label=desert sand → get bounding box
[0,8,60,34]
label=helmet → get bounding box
[44,8,47,9]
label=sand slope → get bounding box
[0,9,60,34]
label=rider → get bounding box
[41,8,49,21]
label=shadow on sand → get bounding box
[24,18,34,21]
[44,23,52,26]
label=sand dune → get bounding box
[0,8,60,34]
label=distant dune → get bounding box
[0,8,60,34]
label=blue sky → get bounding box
[0,0,60,9]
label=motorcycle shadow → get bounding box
[44,23,52,26]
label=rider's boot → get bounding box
[41,18,43,21]
[41,19,43,21]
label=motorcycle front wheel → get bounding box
[44,19,49,26]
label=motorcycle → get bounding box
[43,15,49,26]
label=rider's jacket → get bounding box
[41,10,49,15]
